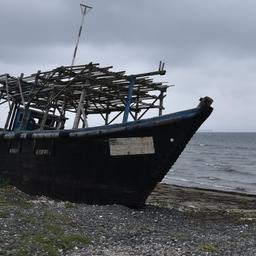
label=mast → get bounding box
[71,3,92,67]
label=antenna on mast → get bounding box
[71,3,92,67]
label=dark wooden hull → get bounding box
[0,105,213,207]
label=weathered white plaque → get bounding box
[109,137,155,156]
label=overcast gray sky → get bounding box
[1,0,256,131]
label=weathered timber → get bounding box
[0,63,169,130]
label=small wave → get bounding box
[235,146,250,150]
[222,167,253,176]
[194,158,204,162]
[198,176,221,181]
[204,162,218,168]
[167,177,191,182]
[242,182,256,186]
[223,168,238,173]
[190,143,209,147]
[184,180,237,191]
[187,181,252,194]
[165,178,256,195]
[235,186,246,192]
[204,165,255,176]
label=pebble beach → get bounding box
[0,183,256,256]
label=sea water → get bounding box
[164,133,256,194]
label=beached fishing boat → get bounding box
[0,62,213,207]
[0,3,213,207]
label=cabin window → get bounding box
[8,139,22,154]
[33,139,54,156]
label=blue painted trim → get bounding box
[0,106,213,140]
[122,75,135,123]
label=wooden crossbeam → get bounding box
[0,63,169,128]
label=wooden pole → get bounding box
[5,74,11,110]
[17,73,25,106]
[81,107,88,128]
[4,101,15,131]
[57,100,66,129]
[159,91,164,116]
[40,91,55,129]
[122,76,135,123]
[73,87,86,129]
[8,103,18,131]
[135,86,140,120]
[105,100,110,125]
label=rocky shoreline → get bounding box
[0,183,256,256]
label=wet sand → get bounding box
[148,183,256,213]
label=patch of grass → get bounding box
[0,178,10,188]
[0,210,9,219]
[198,242,219,253]
[16,231,91,256]
[56,234,91,250]
[169,232,185,242]
[64,201,77,209]
[0,186,32,209]
[140,224,152,232]
[17,213,37,225]
[13,198,33,209]
[47,224,64,235]
[43,211,72,225]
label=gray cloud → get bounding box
[2,0,256,55]
[0,0,256,131]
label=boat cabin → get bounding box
[12,108,67,131]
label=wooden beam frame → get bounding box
[0,63,169,129]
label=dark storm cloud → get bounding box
[1,0,256,60]
[1,0,256,131]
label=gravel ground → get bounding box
[0,184,256,256]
